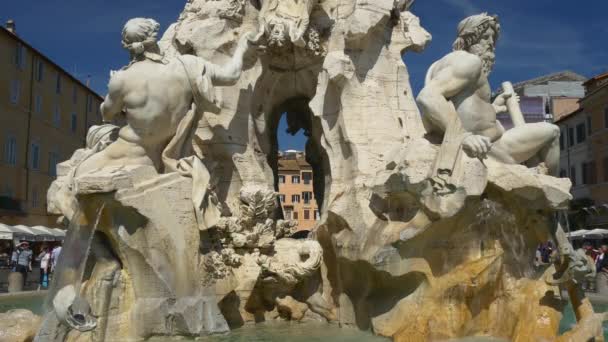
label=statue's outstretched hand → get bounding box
[508,92,520,104]
[462,134,492,159]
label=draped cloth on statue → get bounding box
[161,57,222,230]
[422,89,474,218]
[429,106,469,192]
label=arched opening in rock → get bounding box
[266,97,330,226]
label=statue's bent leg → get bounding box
[492,122,560,175]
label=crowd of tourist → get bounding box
[9,241,62,291]
[534,241,555,269]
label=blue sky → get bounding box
[3,0,607,150]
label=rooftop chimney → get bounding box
[6,19,16,34]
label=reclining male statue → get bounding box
[417,14,603,339]
[417,13,560,183]
[76,18,254,176]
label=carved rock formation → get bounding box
[0,310,43,342]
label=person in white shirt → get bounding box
[51,245,62,272]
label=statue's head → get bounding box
[453,13,500,74]
[121,18,161,59]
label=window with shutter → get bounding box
[31,142,40,170]
[10,80,20,104]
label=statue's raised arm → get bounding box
[203,32,255,86]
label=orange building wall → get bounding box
[277,165,319,231]
[552,98,581,122]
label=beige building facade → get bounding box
[0,23,103,227]
[586,73,608,210]
[277,151,319,231]
[557,108,593,200]
[557,72,608,228]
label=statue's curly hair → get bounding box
[121,18,160,56]
[452,14,500,52]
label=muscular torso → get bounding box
[452,74,504,142]
[114,58,199,147]
[430,52,505,142]
[75,56,211,175]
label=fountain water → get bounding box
[48,205,104,307]
[35,206,104,341]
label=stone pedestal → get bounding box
[8,272,24,293]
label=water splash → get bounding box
[473,199,531,278]
[45,204,105,313]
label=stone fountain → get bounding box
[27,1,605,341]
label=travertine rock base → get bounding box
[0,309,43,342]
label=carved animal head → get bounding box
[400,12,431,53]
[266,19,289,48]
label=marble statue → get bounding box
[37,2,605,342]
[45,124,119,224]
[417,14,560,182]
[76,18,252,176]
[39,11,328,341]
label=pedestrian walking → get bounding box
[11,241,33,288]
[596,245,608,295]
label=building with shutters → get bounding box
[0,21,103,226]
[277,150,319,231]
[556,71,608,229]
[557,107,593,200]
[584,72,608,205]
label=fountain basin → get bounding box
[1,291,606,341]
[148,322,389,342]
[0,291,46,315]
